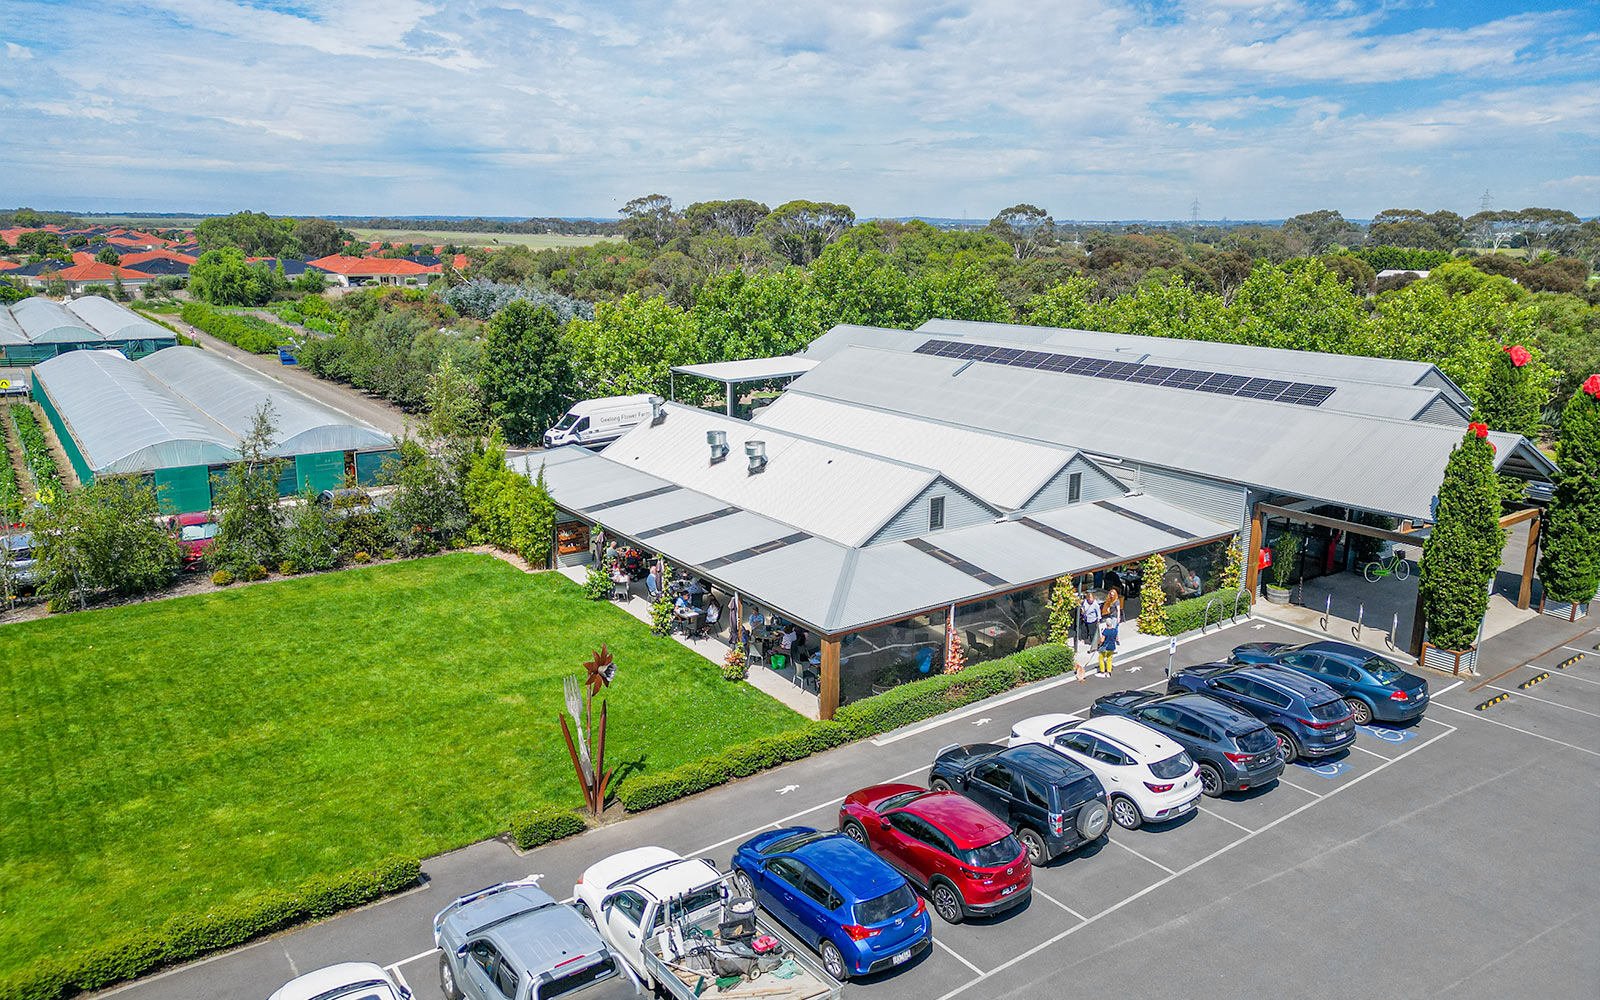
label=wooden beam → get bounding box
[1518,514,1541,610]
[819,637,841,721]
[1498,506,1541,528]
[1256,503,1418,545]
[1409,586,1427,657]
[1243,507,1265,597]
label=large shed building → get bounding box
[32,347,395,512]
[0,297,177,366]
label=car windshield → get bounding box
[1148,752,1193,780]
[957,833,1022,869]
[853,883,917,925]
[179,523,218,542]
[1361,657,1406,684]
[1309,699,1348,722]
[876,790,926,812]
[761,831,831,855]
[553,413,579,431]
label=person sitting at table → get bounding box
[779,625,798,656]
[747,607,766,634]
[704,594,722,630]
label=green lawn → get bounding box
[0,555,801,974]
[348,228,608,249]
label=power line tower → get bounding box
[1190,198,1200,229]
[1479,189,1494,214]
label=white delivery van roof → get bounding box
[571,394,656,413]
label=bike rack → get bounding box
[1319,593,1332,632]
[1231,588,1249,623]
[1352,602,1364,641]
[1201,597,1221,633]
[1386,612,1399,651]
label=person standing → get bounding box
[1079,592,1102,649]
[1097,617,1119,676]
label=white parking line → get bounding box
[388,965,412,992]
[1433,680,1464,697]
[1197,806,1254,833]
[1273,778,1326,799]
[690,764,928,856]
[387,947,439,974]
[1485,685,1600,719]
[932,722,1456,1000]
[1108,838,1176,875]
[1032,886,1088,922]
[934,938,986,976]
[1432,702,1600,758]
[1560,645,1596,656]
[1349,744,1389,760]
[1541,670,1600,687]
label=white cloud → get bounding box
[4,40,33,59]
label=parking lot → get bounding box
[107,615,1600,1000]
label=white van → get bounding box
[543,394,657,449]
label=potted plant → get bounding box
[1419,425,1506,675]
[1264,534,1299,604]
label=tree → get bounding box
[196,210,294,256]
[280,489,340,572]
[1368,209,1464,251]
[1046,575,1079,645]
[16,231,66,257]
[1282,210,1359,254]
[1537,379,1600,604]
[684,199,770,238]
[94,247,121,264]
[209,403,285,575]
[1419,427,1505,650]
[691,268,827,359]
[1137,553,1170,634]
[478,300,574,446]
[464,431,557,566]
[293,217,346,258]
[32,477,181,610]
[758,200,856,266]
[189,247,287,306]
[565,293,700,398]
[1473,344,1543,438]
[986,204,1056,260]
[618,194,679,248]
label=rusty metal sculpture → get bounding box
[560,644,616,815]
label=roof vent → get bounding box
[745,440,767,475]
[648,395,666,426]
[707,429,729,464]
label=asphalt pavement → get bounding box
[98,613,1600,1000]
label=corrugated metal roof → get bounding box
[600,403,953,546]
[917,318,1470,405]
[786,345,1539,521]
[140,347,391,456]
[31,351,237,475]
[754,392,1078,509]
[0,307,25,346]
[671,357,817,382]
[65,296,175,343]
[9,298,102,344]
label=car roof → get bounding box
[1159,692,1261,728]
[268,963,397,1000]
[999,742,1094,781]
[900,790,1013,849]
[1075,716,1185,763]
[1232,665,1331,701]
[442,883,560,937]
[1302,641,1398,668]
[581,846,720,903]
[790,835,905,903]
[486,904,614,976]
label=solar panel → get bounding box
[914,340,1336,408]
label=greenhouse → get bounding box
[0,297,176,365]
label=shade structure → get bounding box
[65,295,175,343]
[9,298,102,345]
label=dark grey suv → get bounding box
[928,743,1110,864]
[1091,691,1285,796]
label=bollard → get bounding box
[1321,593,1332,631]
[1353,602,1363,641]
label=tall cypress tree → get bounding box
[1473,344,1541,439]
[1537,377,1600,604]
[1420,427,1505,650]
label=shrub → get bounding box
[0,857,420,1000]
[1538,385,1600,603]
[10,405,62,494]
[1136,553,1169,634]
[506,807,587,850]
[211,569,234,586]
[1267,533,1299,589]
[583,564,612,601]
[242,564,268,582]
[353,551,370,563]
[278,561,299,576]
[617,644,1075,812]
[649,591,674,636]
[722,645,748,681]
[1159,587,1252,636]
[179,302,290,354]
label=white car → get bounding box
[1010,714,1203,830]
[268,962,410,1000]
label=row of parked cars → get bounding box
[267,640,1429,1000]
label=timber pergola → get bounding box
[1244,502,1545,656]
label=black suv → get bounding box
[1091,691,1285,796]
[928,743,1109,864]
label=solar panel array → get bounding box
[915,339,1338,407]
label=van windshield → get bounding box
[552,413,579,431]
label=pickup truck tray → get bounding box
[645,912,840,1000]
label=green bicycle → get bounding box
[1363,552,1411,582]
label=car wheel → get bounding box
[1110,795,1142,830]
[1077,800,1110,841]
[929,879,965,924]
[572,898,596,928]
[439,955,463,1000]
[1273,728,1300,765]
[1346,698,1373,726]
[820,940,850,981]
[841,820,868,844]
[929,777,952,793]
[732,869,755,899]
[1019,828,1047,865]
[1198,763,1224,798]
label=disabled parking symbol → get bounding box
[1357,724,1415,744]
[1294,759,1352,779]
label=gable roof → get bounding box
[307,254,435,276]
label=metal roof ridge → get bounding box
[657,401,947,480]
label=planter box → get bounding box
[1264,585,1292,605]
[1539,597,1590,622]
[1421,642,1478,676]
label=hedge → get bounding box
[0,856,420,1000]
[508,807,588,850]
[617,644,1074,813]
[180,302,290,354]
[1155,587,1253,636]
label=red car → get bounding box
[172,512,219,568]
[838,782,1030,924]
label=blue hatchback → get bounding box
[1230,640,1430,725]
[1168,662,1356,764]
[732,827,931,981]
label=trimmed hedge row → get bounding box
[617,645,1074,813]
[1157,587,1253,636]
[508,807,588,850]
[0,857,420,1000]
[180,302,290,354]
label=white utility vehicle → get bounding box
[574,846,840,1000]
[1010,713,1204,830]
[543,395,658,449]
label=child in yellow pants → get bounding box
[1097,623,1118,675]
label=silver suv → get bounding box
[434,878,640,1000]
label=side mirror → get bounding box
[877,819,891,831]
[455,945,469,960]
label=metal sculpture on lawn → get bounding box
[560,644,616,815]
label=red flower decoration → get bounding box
[1584,374,1600,399]
[1468,422,1489,439]
[1505,345,1530,368]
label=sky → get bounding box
[2,0,1597,221]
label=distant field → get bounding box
[77,215,209,228]
[348,228,609,249]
